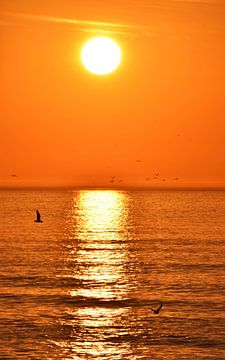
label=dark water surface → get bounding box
[0,190,225,359]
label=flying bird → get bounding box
[34,210,43,223]
[150,303,163,314]
[11,174,17,177]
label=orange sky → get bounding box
[1,0,225,188]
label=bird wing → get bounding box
[36,210,40,221]
[157,303,163,311]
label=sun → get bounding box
[81,37,121,75]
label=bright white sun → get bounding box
[81,37,121,75]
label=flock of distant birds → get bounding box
[108,160,179,184]
[11,171,179,184]
[109,171,179,184]
[109,164,179,184]
[10,159,179,185]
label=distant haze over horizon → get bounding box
[1,0,225,188]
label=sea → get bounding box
[0,189,225,359]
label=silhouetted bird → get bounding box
[155,173,159,177]
[11,174,17,177]
[146,178,150,181]
[34,210,43,223]
[150,303,163,314]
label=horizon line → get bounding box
[1,185,225,191]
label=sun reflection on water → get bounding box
[63,190,133,358]
[73,190,129,241]
[70,190,130,299]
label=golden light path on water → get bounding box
[71,191,129,297]
[61,191,134,358]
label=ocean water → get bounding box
[0,189,225,359]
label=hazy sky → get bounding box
[1,0,225,188]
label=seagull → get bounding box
[150,303,163,314]
[34,210,43,223]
